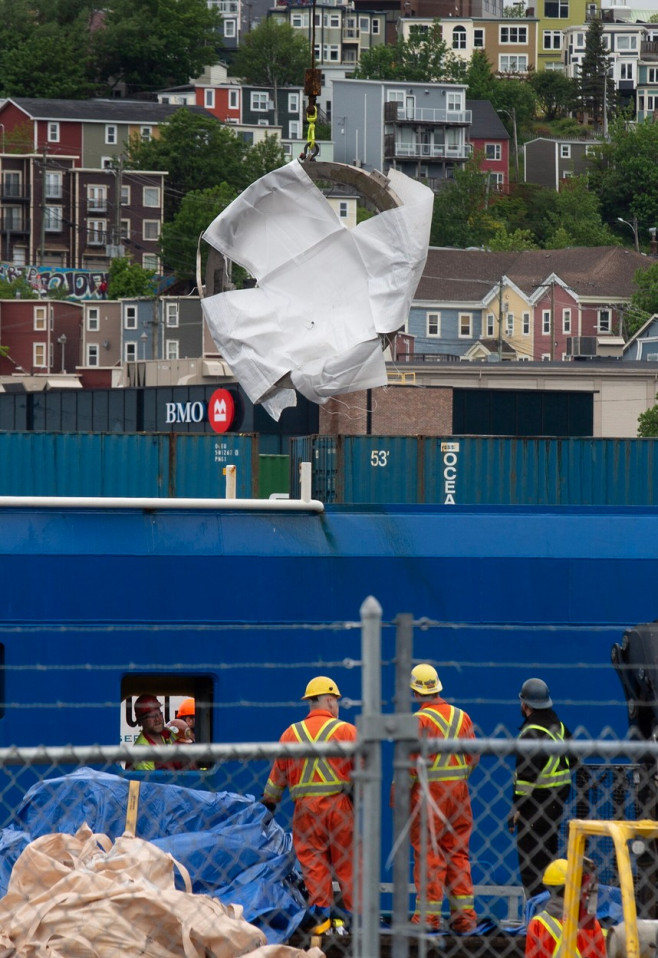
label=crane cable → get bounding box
[299,0,321,162]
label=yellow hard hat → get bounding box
[302,676,341,700]
[543,859,569,886]
[410,663,443,695]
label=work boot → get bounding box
[449,916,477,934]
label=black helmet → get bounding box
[519,677,552,709]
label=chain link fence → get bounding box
[0,600,655,958]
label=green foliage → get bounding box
[465,51,497,100]
[578,18,611,129]
[107,257,158,298]
[126,110,248,219]
[430,155,503,248]
[588,117,658,248]
[638,395,658,437]
[240,134,288,184]
[160,184,239,283]
[631,262,658,320]
[232,19,308,88]
[0,277,38,299]
[354,23,464,82]
[529,71,579,121]
[543,176,617,248]
[487,227,539,251]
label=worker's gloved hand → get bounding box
[507,809,520,833]
[260,799,277,815]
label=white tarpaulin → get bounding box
[201,161,433,420]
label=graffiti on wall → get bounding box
[0,264,109,300]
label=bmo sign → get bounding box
[163,389,236,433]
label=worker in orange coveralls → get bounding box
[262,676,357,936]
[525,858,605,958]
[409,663,479,933]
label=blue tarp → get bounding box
[0,768,306,943]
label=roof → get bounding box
[4,98,210,123]
[415,246,652,302]
[467,100,509,140]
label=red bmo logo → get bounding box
[208,389,235,433]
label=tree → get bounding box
[588,117,658,248]
[126,110,248,219]
[0,276,38,299]
[529,71,579,121]
[0,22,95,98]
[543,177,617,248]
[638,395,658,437]
[465,50,497,101]
[430,155,504,248]
[159,184,239,284]
[240,133,288,184]
[89,0,223,97]
[107,257,157,298]
[630,262,658,324]
[354,23,464,83]
[487,227,539,250]
[232,19,309,126]
[578,17,612,130]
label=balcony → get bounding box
[384,134,469,161]
[384,101,472,125]
[641,40,658,60]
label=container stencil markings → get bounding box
[441,441,460,505]
[370,450,390,467]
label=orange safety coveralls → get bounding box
[264,709,357,911]
[410,699,479,931]
[525,909,606,958]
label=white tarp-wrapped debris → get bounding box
[201,162,433,420]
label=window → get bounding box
[328,13,340,27]
[165,303,179,327]
[166,339,179,360]
[544,0,569,15]
[323,44,339,61]
[291,13,306,27]
[459,313,472,337]
[486,313,495,337]
[125,342,137,362]
[288,92,300,113]
[34,305,47,331]
[506,313,514,335]
[140,126,152,141]
[620,62,633,80]
[3,206,22,230]
[452,25,466,49]
[474,28,484,47]
[648,67,658,83]
[124,305,137,329]
[359,16,370,31]
[143,253,159,271]
[3,172,20,197]
[522,312,530,335]
[224,19,236,37]
[500,25,528,42]
[489,172,504,188]
[598,309,611,332]
[105,125,117,145]
[562,308,571,334]
[45,172,62,199]
[544,30,562,49]
[446,91,462,111]
[87,344,99,366]
[585,144,596,156]
[44,206,63,231]
[427,311,440,336]
[616,35,637,50]
[372,19,380,34]
[121,219,130,240]
[542,310,551,334]
[143,186,161,208]
[87,219,106,245]
[229,89,239,109]
[205,89,215,108]
[289,120,301,139]
[121,185,131,205]
[251,91,269,112]
[560,144,571,158]
[87,185,107,211]
[338,201,349,218]
[499,54,528,72]
[87,307,100,332]
[143,220,160,241]
[34,343,47,368]
[485,143,501,160]
[48,122,60,143]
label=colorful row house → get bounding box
[404,246,648,362]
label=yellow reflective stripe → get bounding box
[514,722,571,794]
[289,718,348,798]
[449,894,475,910]
[420,706,470,779]
[535,912,583,958]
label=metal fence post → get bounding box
[392,613,414,958]
[354,595,383,958]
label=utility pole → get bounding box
[498,276,505,361]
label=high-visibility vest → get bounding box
[514,721,571,796]
[534,911,584,958]
[288,717,351,799]
[412,705,472,783]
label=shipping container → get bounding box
[291,436,658,506]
